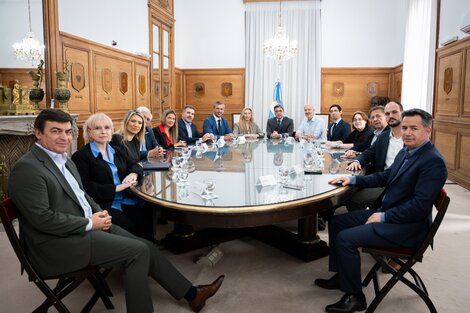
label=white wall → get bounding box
[174,0,245,69]
[58,0,148,55]
[321,0,408,67]
[173,0,408,69]
[0,0,44,68]
[439,0,470,44]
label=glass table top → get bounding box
[133,139,355,211]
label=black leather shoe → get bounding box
[325,293,367,313]
[188,275,224,312]
[314,273,340,290]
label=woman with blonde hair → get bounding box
[72,113,154,240]
[153,109,186,149]
[110,109,146,164]
[233,107,263,138]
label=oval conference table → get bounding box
[132,139,357,261]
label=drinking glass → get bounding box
[171,156,182,170]
[278,166,289,194]
[195,139,203,151]
[303,154,314,181]
[278,166,289,185]
[203,179,216,199]
[181,147,190,160]
[178,169,189,186]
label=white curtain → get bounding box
[245,1,321,130]
[401,0,437,112]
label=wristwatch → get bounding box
[336,142,340,149]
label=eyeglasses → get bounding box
[90,126,112,131]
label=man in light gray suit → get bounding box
[8,109,224,313]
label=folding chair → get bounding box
[361,188,450,313]
[0,197,114,313]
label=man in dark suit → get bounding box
[202,100,234,141]
[8,109,224,313]
[266,104,294,139]
[136,106,164,159]
[178,105,213,144]
[327,104,350,142]
[315,109,447,313]
[345,101,404,211]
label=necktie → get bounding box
[277,119,281,130]
[330,123,337,136]
[217,119,221,133]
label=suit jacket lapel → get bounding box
[32,145,82,208]
[388,142,432,185]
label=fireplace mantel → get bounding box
[0,114,79,198]
[0,114,79,152]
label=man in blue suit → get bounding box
[202,100,234,141]
[315,109,447,313]
[327,104,350,142]
[178,105,213,144]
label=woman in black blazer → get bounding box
[72,113,154,240]
[110,109,146,164]
[327,111,374,152]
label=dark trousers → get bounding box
[90,226,191,313]
[123,203,155,242]
[328,210,400,294]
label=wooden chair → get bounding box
[0,197,114,313]
[361,188,450,313]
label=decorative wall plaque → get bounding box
[221,82,232,97]
[444,67,453,95]
[163,82,169,97]
[333,82,344,97]
[139,75,146,96]
[154,81,160,96]
[102,68,112,94]
[71,63,85,92]
[194,82,205,98]
[367,82,378,96]
[120,72,128,95]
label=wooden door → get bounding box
[151,19,173,123]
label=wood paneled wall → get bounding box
[321,66,402,123]
[0,68,47,108]
[60,32,151,125]
[433,36,470,189]
[175,68,245,130]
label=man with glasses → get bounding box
[136,106,164,159]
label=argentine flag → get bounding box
[268,80,283,118]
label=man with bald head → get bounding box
[295,103,326,141]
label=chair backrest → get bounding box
[415,188,450,257]
[0,197,40,280]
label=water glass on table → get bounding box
[203,179,216,199]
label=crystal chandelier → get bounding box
[12,0,44,66]
[263,0,298,62]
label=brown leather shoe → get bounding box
[188,275,225,312]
